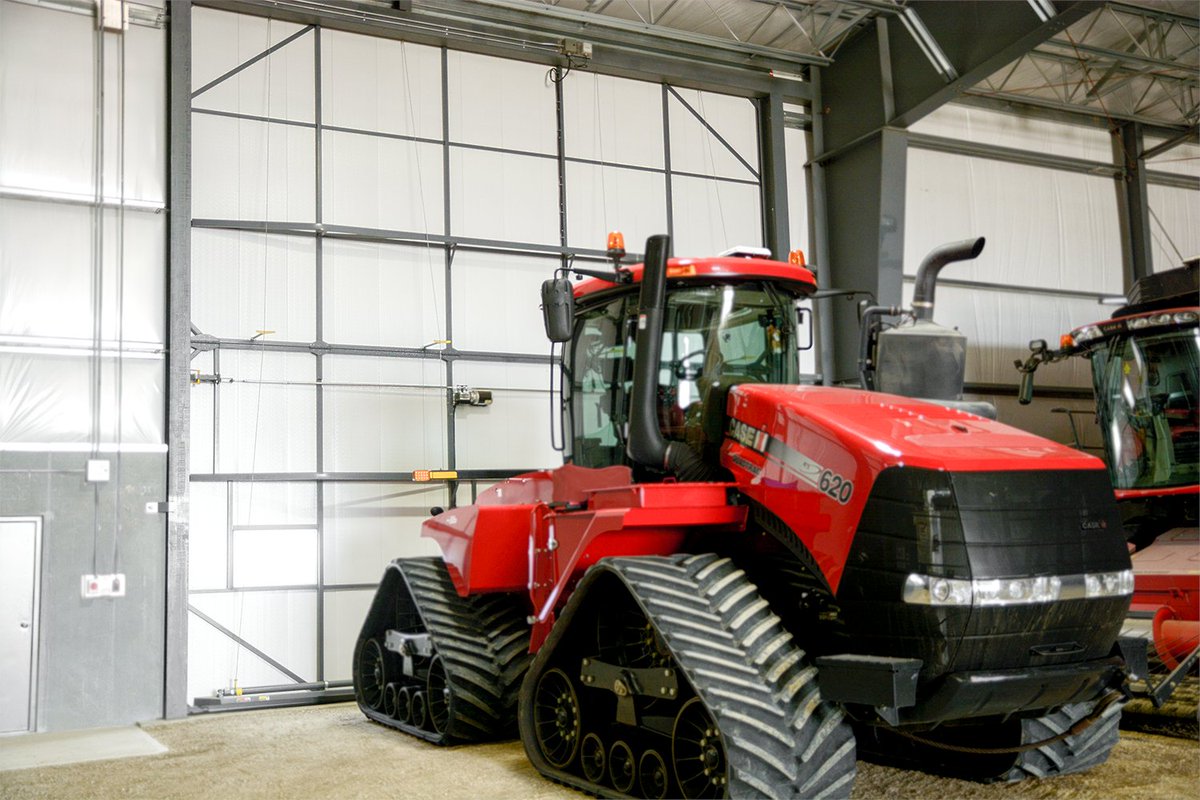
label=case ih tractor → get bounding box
[353,234,1144,798]
[1017,261,1199,721]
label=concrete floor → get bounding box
[0,702,1196,799]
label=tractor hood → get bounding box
[722,385,1117,596]
[727,384,1102,475]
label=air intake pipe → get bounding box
[911,237,986,321]
[626,234,716,482]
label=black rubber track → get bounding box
[519,553,857,799]
[353,557,531,744]
[1002,699,1123,781]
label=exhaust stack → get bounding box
[911,237,986,321]
[626,235,716,481]
[874,237,986,402]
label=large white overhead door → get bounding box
[186,7,772,702]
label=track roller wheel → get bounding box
[357,638,386,711]
[608,740,635,794]
[410,690,427,730]
[533,668,581,769]
[353,557,532,744]
[396,686,414,724]
[580,733,606,784]
[426,655,451,736]
[518,554,856,798]
[1005,698,1122,781]
[382,683,398,719]
[672,697,726,799]
[638,749,669,799]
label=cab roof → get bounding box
[572,256,817,300]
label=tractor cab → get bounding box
[1018,261,1199,497]
[542,235,816,472]
[1088,316,1200,493]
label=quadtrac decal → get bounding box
[727,419,854,505]
[766,437,854,505]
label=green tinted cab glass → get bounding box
[1091,326,1199,490]
[566,282,800,468]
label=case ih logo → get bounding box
[1080,518,1108,531]
[728,419,769,453]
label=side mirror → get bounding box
[541,278,575,343]
[796,306,814,351]
[1018,370,1035,405]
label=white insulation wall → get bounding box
[186,8,770,699]
[1,2,166,447]
[906,103,1199,447]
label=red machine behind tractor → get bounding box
[1018,261,1200,722]
[353,234,1150,798]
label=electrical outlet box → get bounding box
[86,459,110,483]
[561,39,593,59]
[82,573,126,599]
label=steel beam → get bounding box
[188,605,306,683]
[821,1,1100,152]
[909,131,1197,190]
[955,92,1192,141]
[0,185,164,212]
[189,218,631,261]
[189,335,555,366]
[192,0,814,103]
[908,275,1120,302]
[189,469,533,483]
[907,132,1120,176]
[165,0,192,722]
[963,85,1197,133]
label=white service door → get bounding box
[0,518,40,733]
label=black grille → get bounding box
[836,468,1131,681]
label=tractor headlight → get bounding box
[1085,569,1134,598]
[903,569,1132,606]
[902,574,972,606]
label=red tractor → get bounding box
[1017,260,1199,720]
[354,234,1144,797]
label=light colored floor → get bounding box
[0,726,166,771]
[0,702,1196,799]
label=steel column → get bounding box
[165,0,192,720]
[1116,122,1155,284]
[442,46,456,486]
[820,127,908,383]
[313,26,325,683]
[807,68,835,386]
[758,86,790,261]
[662,84,674,242]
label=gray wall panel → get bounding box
[0,452,166,731]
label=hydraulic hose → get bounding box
[858,304,901,390]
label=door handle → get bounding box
[19,622,30,629]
